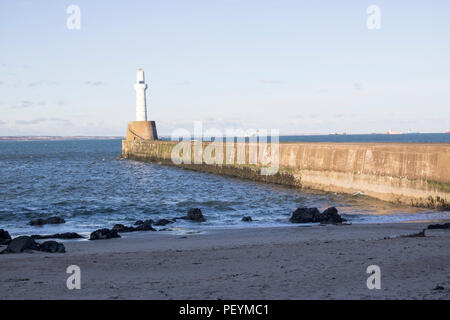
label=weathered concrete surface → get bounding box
[122,140,450,209]
[126,121,158,141]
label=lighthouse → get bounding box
[134,68,148,121]
[125,68,158,141]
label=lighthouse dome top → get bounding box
[136,68,145,83]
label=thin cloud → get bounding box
[48,117,71,123]
[27,80,58,88]
[13,101,34,109]
[15,118,72,125]
[85,81,105,86]
[175,81,192,86]
[260,80,284,85]
[294,113,319,120]
[16,118,48,125]
[11,100,46,109]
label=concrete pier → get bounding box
[122,140,450,209]
[122,140,450,210]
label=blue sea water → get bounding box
[0,135,449,237]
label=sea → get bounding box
[1,133,449,237]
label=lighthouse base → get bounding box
[126,121,158,141]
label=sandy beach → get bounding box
[1,222,449,300]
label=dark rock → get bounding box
[317,207,345,224]
[1,236,39,254]
[241,216,252,222]
[173,208,207,222]
[0,229,12,245]
[289,207,321,223]
[31,232,83,240]
[173,208,206,222]
[289,207,346,224]
[39,241,65,253]
[154,219,174,226]
[135,221,156,231]
[186,208,206,222]
[112,221,156,233]
[433,286,444,290]
[1,236,66,254]
[29,216,66,226]
[112,224,136,233]
[89,228,121,240]
[427,223,450,230]
[134,219,154,226]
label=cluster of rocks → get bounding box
[90,228,121,240]
[1,228,73,254]
[31,232,83,240]
[0,209,208,248]
[89,208,206,241]
[89,219,160,240]
[1,236,65,254]
[1,206,356,252]
[289,207,346,224]
[0,216,84,254]
[113,220,155,232]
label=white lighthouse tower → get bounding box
[134,68,148,121]
[125,68,158,141]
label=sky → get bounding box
[0,0,449,136]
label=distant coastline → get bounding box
[0,133,449,143]
[159,133,450,144]
[0,136,124,141]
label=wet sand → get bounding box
[0,223,449,300]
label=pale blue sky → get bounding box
[1,0,449,135]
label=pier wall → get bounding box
[122,140,450,209]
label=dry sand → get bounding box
[0,223,449,300]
